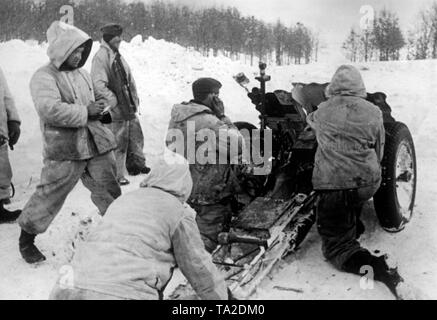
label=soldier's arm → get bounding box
[214,116,245,162]
[90,54,118,108]
[30,71,87,128]
[0,68,20,123]
[171,205,228,300]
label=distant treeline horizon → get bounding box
[0,0,319,66]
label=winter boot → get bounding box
[369,254,404,297]
[374,255,430,300]
[342,250,402,298]
[0,202,21,224]
[127,165,151,176]
[140,166,151,174]
[19,229,46,264]
[343,251,429,299]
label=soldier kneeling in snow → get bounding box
[50,152,229,300]
[307,65,411,299]
[166,78,245,253]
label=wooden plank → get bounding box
[234,197,291,230]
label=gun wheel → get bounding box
[373,122,417,232]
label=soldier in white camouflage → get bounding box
[0,66,22,223]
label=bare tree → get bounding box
[0,0,316,65]
[343,28,359,62]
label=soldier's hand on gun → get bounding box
[87,100,106,120]
[247,87,261,106]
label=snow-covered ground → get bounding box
[0,36,436,300]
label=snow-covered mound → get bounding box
[0,36,436,300]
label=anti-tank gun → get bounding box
[170,63,417,300]
[234,63,417,234]
[219,62,417,298]
[199,63,319,298]
[235,62,317,197]
[170,64,319,300]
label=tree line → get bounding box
[343,3,437,62]
[0,0,318,65]
[342,8,405,62]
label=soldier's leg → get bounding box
[18,159,85,263]
[107,121,129,182]
[318,186,406,297]
[316,190,367,270]
[18,159,85,234]
[0,145,21,223]
[342,189,404,297]
[0,144,12,202]
[355,203,365,239]
[126,116,149,175]
[80,151,121,216]
[193,202,232,253]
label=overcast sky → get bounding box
[142,0,436,45]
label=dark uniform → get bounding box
[91,23,149,185]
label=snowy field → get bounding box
[0,36,436,300]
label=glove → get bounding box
[87,101,106,120]
[248,87,261,106]
[7,121,21,148]
[99,111,112,124]
[211,96,225,118]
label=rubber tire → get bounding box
[233,121,258,133]
[373,121,417,232]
